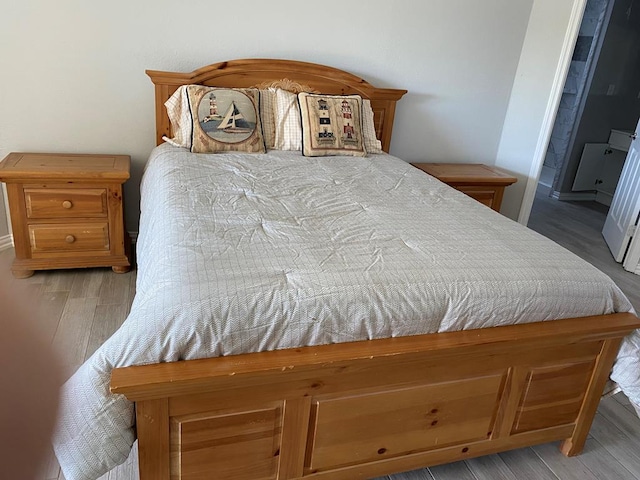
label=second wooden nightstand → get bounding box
[0,152,131,278]
[411,163,517,212]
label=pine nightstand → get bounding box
[411,163,517,212]
[0,152,131,278]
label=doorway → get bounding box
[539,0,640,203]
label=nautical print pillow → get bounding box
[186,86,266,153]
[164,85,266,154]
[297,92,366,157]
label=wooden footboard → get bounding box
[110,313,640,480]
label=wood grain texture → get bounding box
[0,153,131,277]
[410,163,517,212]
[514,360,595,434]
[52,296,98,378]
[111,313,639,480]
[24,188,107,219]
[146,58,407,153]
[560,338,624,456]
[169,404,281,480]
[429,462,473,480]
[575,438,635,479]
[391,468,434,479]
[528,184,640,311]
[111,312,637,400]
[589,414,640,477]
[136,399,170,480]
[9,132,640,480]
[497,447,558,480]
[278,397,312,479]
[598,396,640,440]
[3,244,638,480]
[306,375,503,471]
[410,163,517,185]
[465,454,516,480]
[531,441,601,480]
[128,64,638,478]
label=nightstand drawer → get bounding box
[25,188,108,219]
[455,186,499,209]
[28,222,110,254]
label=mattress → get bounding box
[53,144,639,480]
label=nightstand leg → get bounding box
[112,265,131,274]
[12,268,35,279]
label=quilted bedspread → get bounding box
[53,144,639,479]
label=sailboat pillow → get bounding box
[164,85,266,154]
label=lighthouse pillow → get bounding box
[186,86,266,154]
[297,93,366,157]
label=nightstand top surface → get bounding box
[411,163,517,186]
[0,152,130,182]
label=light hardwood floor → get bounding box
[4,184,640,480]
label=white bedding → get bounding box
[53,144,639,480]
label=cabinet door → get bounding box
[572,143,608,191]
[598,149,626,196]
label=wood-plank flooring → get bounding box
[3,183,640,480]
[528,185,640,311]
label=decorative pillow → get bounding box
[362,99,383,154]
[164,85,266,154]
[298,92,367,157]
[274,89,302,150]
[164,85,193,149]
[259,87,277,149]
[187,86,265,153]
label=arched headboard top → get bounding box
[147,58,407,152]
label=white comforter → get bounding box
[53,144,639,480]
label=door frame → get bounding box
[624,229,640,273]
[517,0,588,225]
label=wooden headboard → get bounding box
[146,58,407,153]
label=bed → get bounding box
[53,59,640,480]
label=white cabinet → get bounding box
[608,129,633,151]
[572,130,634,206]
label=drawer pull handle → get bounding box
[65,235,76,244]
[62,200,73,209]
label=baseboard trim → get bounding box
[0,234,13,252]
[551,191,597,202]
[595,191,613,207]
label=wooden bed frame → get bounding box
[144,58,407,153]
[110,59,640,480]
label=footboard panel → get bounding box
[306,374,505,472]
[172,402,283,479]
[111,313,640,480]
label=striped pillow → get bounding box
[260,88,277,149]
[274,89,302,150]
[362,99,383,154]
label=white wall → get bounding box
[0,0,573,230]
[496,0,585,221]
[0,187,9,248]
